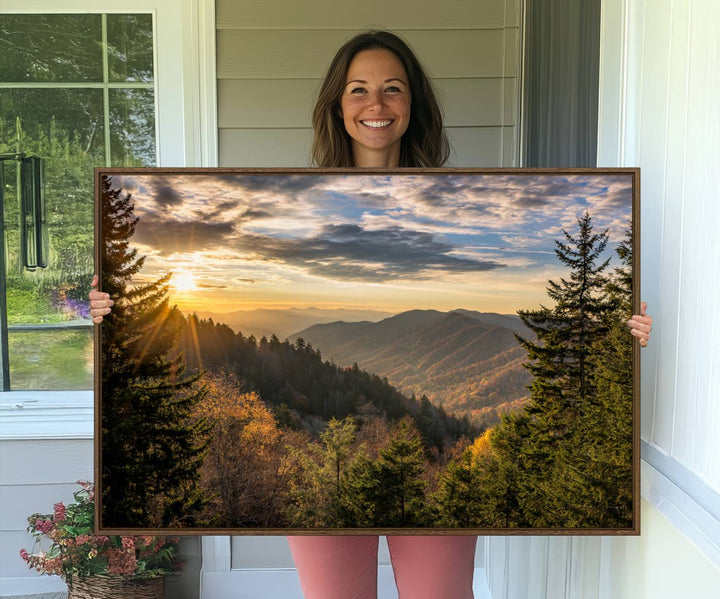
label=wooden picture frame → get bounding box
[95,167,640,535]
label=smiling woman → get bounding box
[339,48,412,168]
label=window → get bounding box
[0,13,156,390]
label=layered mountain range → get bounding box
[188,307,393,340]
[291,309,533,425]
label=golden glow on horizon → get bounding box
[152,263,562,316]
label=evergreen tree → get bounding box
[435,414,531,528]
[563,228,634,526]
[342,450,382,526]
[319,417,357,523]
[99,176,210,527]
[509,211,616,526]
[434,449,485,527]
[370,418,430,527]
[282,416,358,527]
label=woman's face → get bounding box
[340,48,411,167]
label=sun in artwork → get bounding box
[171,271,197,293]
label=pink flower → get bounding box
[34,518,54,534]
[121,537,135,550]
[107,548,137,576]
[43,556,64,576]
[19,548,29,562]
[53,502,66,522]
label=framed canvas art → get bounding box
[94,168,640,535]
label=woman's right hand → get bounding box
[89,274,114,324]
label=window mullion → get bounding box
[101,13,111,166]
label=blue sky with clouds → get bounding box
[106,171,634,314]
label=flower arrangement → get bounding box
[20,481,182,584]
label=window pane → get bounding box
[0,89,106,163]
[0,14,103,82]
[107,14,154,83]
[9,329,94,390]
[1,88,102,291]
[110,88,157,166]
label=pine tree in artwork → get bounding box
[436,414,531,528]
[511,211,616,526]
[371,418,431,527]
[434,449,486,528]
[99,176,211,528]
[282,416,358,527]
[319,417,357,524]
[569,228,634,527]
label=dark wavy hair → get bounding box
[311,31,449,168]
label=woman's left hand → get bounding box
[627,301,653,348]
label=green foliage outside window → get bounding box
[0,13,155,389]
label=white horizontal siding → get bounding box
[0,441,93,484]
[446,127,509,167]
[0,439,92,581]
[217,29,514,80]
[216,0,516,30]
[219,128,313,166]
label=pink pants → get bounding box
[287,535,477,599]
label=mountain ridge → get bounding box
[291,309,533,426]
[184,306,394,340]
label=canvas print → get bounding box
[95,168,639,534]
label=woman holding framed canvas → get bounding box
[90,30,652,599]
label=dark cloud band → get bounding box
[232,223,503,282]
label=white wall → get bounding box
[599,500,720,599]
[484,500,720,599]
[485,0,720,596]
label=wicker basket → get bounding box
[67,575,165,599]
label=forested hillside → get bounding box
[175,317,476,449]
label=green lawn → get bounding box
[9,329,93,390]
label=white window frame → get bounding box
[0,0,217,438]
